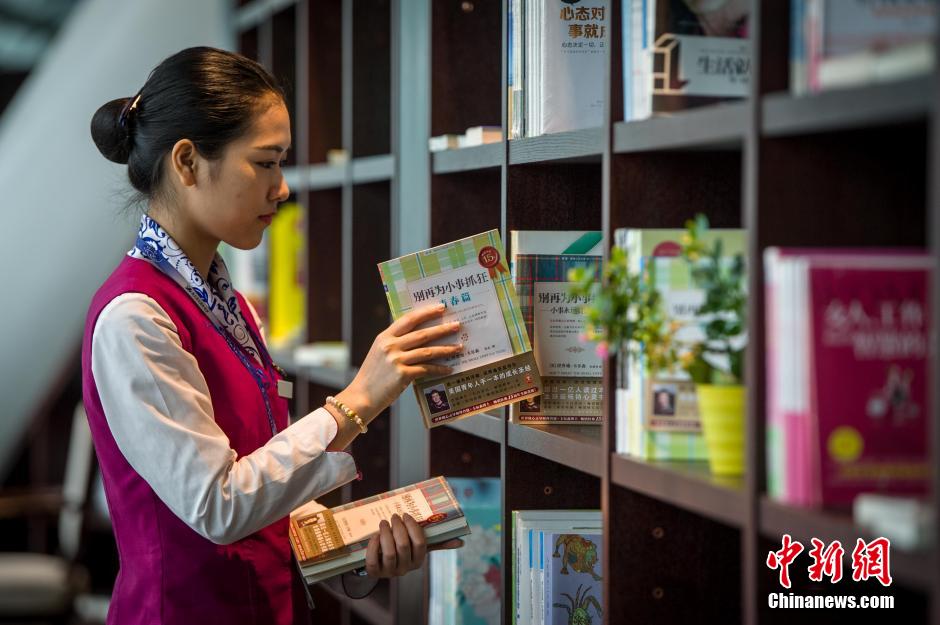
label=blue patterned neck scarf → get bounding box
[128,214,262,365]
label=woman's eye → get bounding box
[258,160,288,169]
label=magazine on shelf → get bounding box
[378,230,543,428]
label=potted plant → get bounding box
[676,214,747,476]
[568,215,747,476]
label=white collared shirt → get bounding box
[91,292,355,545]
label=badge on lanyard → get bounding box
[277,379,294,399]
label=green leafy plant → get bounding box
[677,214,747,384]
[567,215,746,385]
[567,245,679,372]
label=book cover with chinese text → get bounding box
[765,249,932,507]
[510,231,604,424]
[378,230,542,428]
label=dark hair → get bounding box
[90,46,284,199]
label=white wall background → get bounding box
[0,0,233,475]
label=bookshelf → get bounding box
[234,1,938,624]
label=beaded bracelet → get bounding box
[326,396,368,433]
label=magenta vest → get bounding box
[82,256,310,625]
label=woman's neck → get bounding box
[147,203,218,278]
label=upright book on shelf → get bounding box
[289,477,470,584]
[541,531,603,625]
[615,228,745,460]
[764,249,932,508]
[378,230,542,428]
[510,231,604,424]
[624,0,751,121]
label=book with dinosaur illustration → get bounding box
[378,230,542,428]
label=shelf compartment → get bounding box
[760,497,934,592]
[614,102,748,153]
[509,127,603,165]
[430,168,501,246]
[442,410,504,445]
[507,422,602,478]
[430,423,501,478]
[762,76,931,137]
[351,0,391,157]
[431,143,502,174]
[351,154,394,184]
[610,454,745,528]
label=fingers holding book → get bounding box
[365,513,429,578]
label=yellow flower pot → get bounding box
[696,384,745,476]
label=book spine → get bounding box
[790,0,806,95]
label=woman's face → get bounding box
[189,96,291,250]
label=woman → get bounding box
[83,46,461,625]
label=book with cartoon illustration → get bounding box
[378,230,542,428]
[764,249,932,507]
[542,532,603,625]
[289,477,469,584]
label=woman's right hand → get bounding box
[335,303,463,422]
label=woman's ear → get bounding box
[169,139,199,187]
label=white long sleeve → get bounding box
[90,292,357,545]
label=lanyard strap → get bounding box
[135,236,280,436]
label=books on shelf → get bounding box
[289,477,470,585]
[509,0,609,138]
[510,231,604,424]
[614,228,745,460]
[378,230,543,428]
[764,249,932,508]
[429,478,501,625]
[623,0,751,121]
[791,0,936,94]
[512,510,602,625]
[267,201,306,349]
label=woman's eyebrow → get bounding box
[254,144,290,153]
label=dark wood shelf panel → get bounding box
[760,497,934,592]
[506,422,602,477]
[351,154,395,184]
[234,0,297,32]
[442,409,504,444]
[613,102,747,153]
[610,454,746,528]
[431,143,503,174]
[509,127,603,165]
[317,580,392,625]
[762,76,931,137]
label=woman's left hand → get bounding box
[363,513,463,578]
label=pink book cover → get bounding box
[807,255,931,507]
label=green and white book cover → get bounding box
[510,231,604,424]
[378,230,542,428]
[616,228,745,461]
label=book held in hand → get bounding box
[289,477,470,585]
[378,230,543,428]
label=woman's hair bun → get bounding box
[90,97,134,164]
